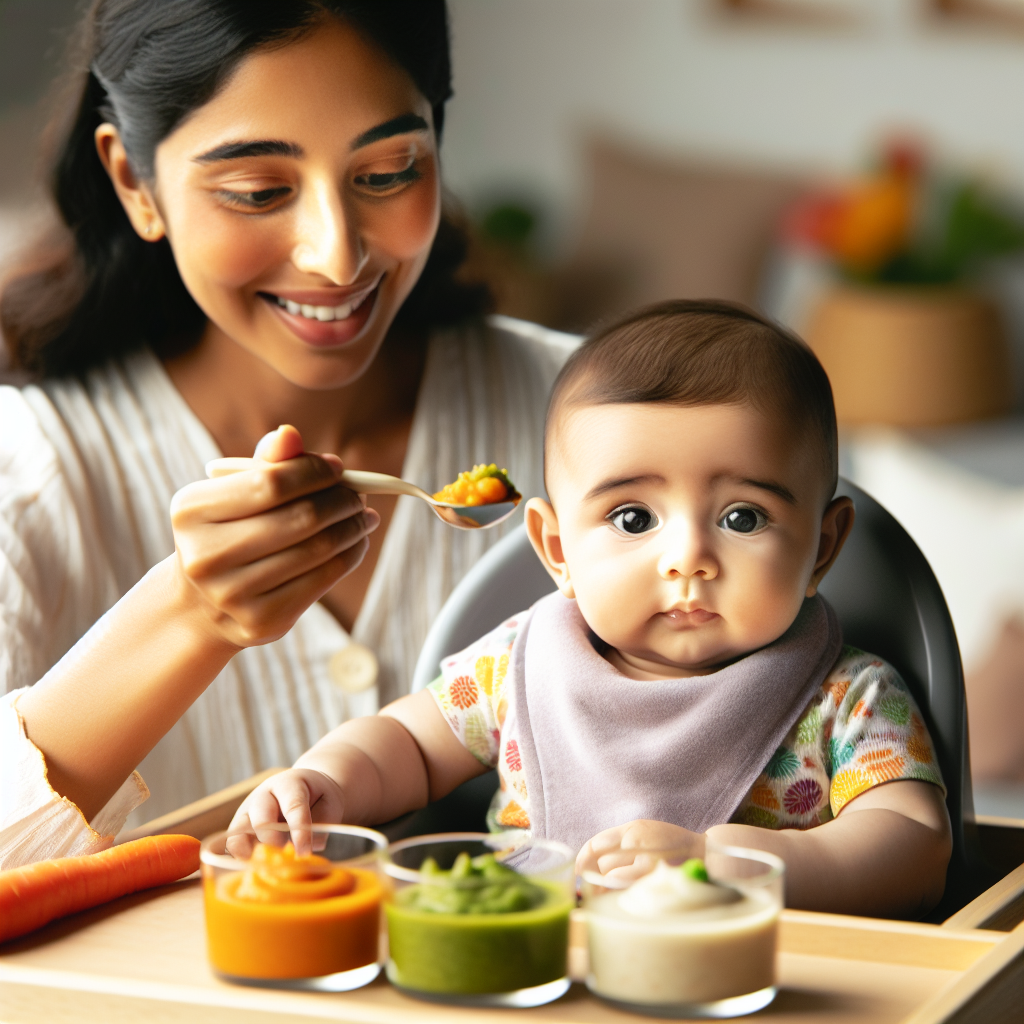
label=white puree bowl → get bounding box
[582,843,784,1018]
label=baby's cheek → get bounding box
[724,557,806,648]
[573,560,651,646]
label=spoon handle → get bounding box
[339,470,428,499]
[205,458,429,500]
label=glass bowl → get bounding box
[582,842,784,1018]
[200,822,387,991]
[382,832,575,1007]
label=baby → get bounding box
[234,300,951,918]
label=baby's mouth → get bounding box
[662,607,719,627]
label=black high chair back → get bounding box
[387,479,990,918]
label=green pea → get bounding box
[680,858,709,882]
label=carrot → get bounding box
[0,834,200,943]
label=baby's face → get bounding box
[530,402,847,678]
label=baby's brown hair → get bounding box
[547,299,838,498]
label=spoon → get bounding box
[206,458,521,530]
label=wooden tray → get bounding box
[2,877,1021,1023]
[4,773,1021,1023]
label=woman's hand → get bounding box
[171,425,379,648]
[576,820,706,882]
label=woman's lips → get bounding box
[661,607,719,627]
[261,282,380,348]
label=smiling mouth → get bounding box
[268,288,375,323]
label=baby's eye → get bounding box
[608,505,659,535]
[719,506,767,534]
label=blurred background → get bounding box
[1,0,1022,815]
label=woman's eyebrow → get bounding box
[194,139,303,163]
[351,113,429,149]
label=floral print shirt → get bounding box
[427,616,946,835]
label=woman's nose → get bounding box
[291,183,369,284]
[657,521,719,582]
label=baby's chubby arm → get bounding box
[577,780,951,919]
[230,691,487,855]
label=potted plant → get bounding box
[785,142,1020,426]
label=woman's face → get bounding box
[143,19,440,390]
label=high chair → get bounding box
[391,479,991,918]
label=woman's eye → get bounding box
[719,507,767,534]
[220,187,290,209]
[608,506,659,535]
[353,163,422,193]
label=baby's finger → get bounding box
[595,848,641,875]
[243,783,293,847]
[225,810,258,859]
[587,824,629,855]
[602,861,655,886]
[273,781,315,858]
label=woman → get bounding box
[0,0,574,866]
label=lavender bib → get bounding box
[505,592,842,852]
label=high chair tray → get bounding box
[2,774,1021,1023]
[2,875,1021,1023]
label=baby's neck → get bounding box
[603,645,737,681]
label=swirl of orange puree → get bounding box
[234,843,356,904]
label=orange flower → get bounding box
[750,784,780,810]
[449,675,478,710]
[907,735,932,763]
[822,173,915,273]
[859,747,894,764]
[825,680,850,705]
[864,756,905,783]
[498,801,530,829]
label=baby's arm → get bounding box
[578,780,951,919]
[231,690,487,854]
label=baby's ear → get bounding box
[524,498,575,599]
[807,495,855,596]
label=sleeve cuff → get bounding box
[0,688,150,868]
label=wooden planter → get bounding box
[804,285,1013,427]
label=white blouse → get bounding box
[0,316,576,866]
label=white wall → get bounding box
[443,0,1024,247]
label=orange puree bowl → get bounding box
[200,823,387,991]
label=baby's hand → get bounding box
[576,819,706,882]
[227,768,345,858]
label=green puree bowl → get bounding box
[382,832,575,1007]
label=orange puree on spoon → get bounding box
[433,464,518,507]
[204,842,382,980]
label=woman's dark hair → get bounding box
[547,299,839,498]
[1,0,490,377]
